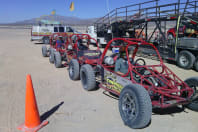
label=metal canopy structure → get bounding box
[94,0,198,61]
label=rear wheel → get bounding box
[54,52,62,68]
[42,45,48,57]
[177,50,195,69]
[69,59,80,80]
[119,85,152,129]
[80,64,96,91]
[185,77,198,111]
[43,37,49,44]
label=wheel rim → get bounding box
[180,55,189,67]
[69,64,74,77]
[121,93,136,120]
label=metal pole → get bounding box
[156,0,158,17]
[106,0,113,39]
[126,8,128,21]
[178,0,180,15]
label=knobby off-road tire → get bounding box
[177,50,195,69]
[119,84,152,129]
[69,59,80,80]
[185,77,198,112]
[54,52,62,68]
[49,48,55,64]
[80,64,96,91]
[194,57,198,72]
[42,45,48,57]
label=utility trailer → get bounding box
[94,0,198,71]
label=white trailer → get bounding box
[87,26,107,47]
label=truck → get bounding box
[92,0,198,71]
[31,24,75,44]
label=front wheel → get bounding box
[119,85,152,129]
[54,52,62,68]
[49,48,55,64]
[42,45,48,57]
[80,64,96,91]
[69,59,80,80]
[185,77,198,111]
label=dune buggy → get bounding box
[80,38,198,129]
[65,34,101,83]
[41,32,70,68]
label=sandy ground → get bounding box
[0,28,198,132]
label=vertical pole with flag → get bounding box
[70,2,74,11]
[51,10,56,24]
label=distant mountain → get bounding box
[5,15,98,26]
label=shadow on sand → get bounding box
[152,106,186,116]
[40,101,64,121]
[34,42,44,45]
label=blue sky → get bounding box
[0,0,187,23]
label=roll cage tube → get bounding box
[100,38,163,65]
[55,33,69,49]
[68,34,89,48]
[100,38,164,79]
[74,35,100,51]
[126,38,163,64]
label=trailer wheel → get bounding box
[194,57,198,72]
[43,37,49,44]
[49,48,55,64]
[54,52,62,68]
[119,85,152,129]
[184,77,198,111]
[69,59,80,80]
[42,45,48,57]
[177,50,195,69]
[80,64,96,91]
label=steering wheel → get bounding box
[134,58,146,66]
[134,58,146,76]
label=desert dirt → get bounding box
[0,28,198,132]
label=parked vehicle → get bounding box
[65,34,101,81]
[167,19,198,70]
[41,32,70,68]
[31,24,75,44]
[80,37,198,129]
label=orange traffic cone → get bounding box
[18,74,48,132]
